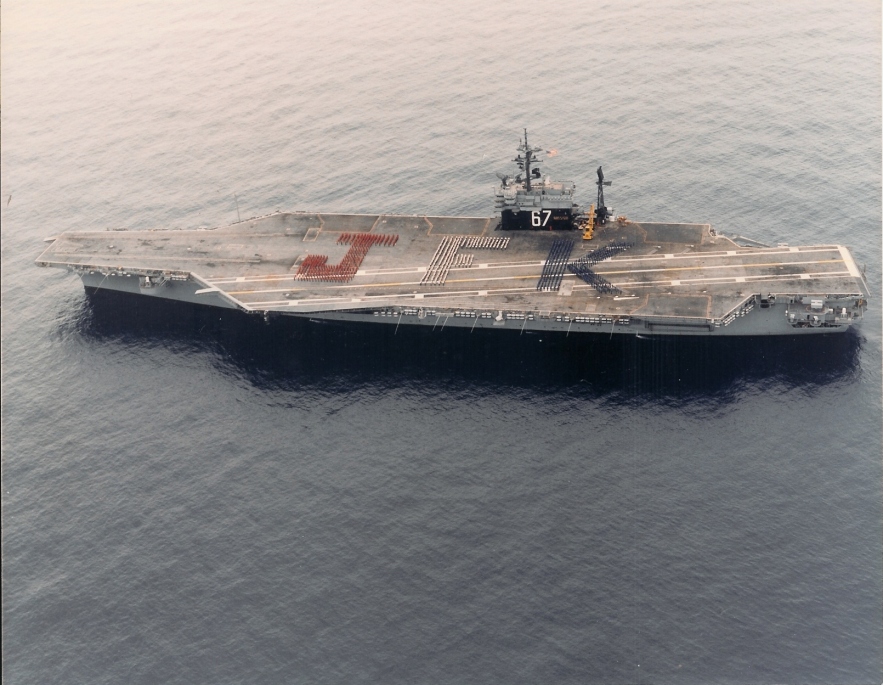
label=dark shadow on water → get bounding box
[75,288,863,399]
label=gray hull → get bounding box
[77,267,858,337]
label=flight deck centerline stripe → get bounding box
[569,271,855,291]
[599,258,844,276]
[599,249,838,266]
[603,246,836,263]
[606,271,854,290]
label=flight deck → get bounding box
[36,210,868,336]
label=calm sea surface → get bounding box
[2,1,881,683]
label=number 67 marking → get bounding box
[531,210,552,227]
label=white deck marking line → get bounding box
[235,272,857,309]
[236,271,854,304]
[230,282,420,295]
[203,247,842,284]
[209,260,548,284]
[353,261,546,277]
[50,252,260,264]
[225,258,846,295]
[207,248,842,285]
[358,260,541,275]
[227,270,579,294]
[210,275,298,285]
[607,271,853,290]
[604,246,835,263]
[612,246,834,261]
[838,245,862,278]
[600,258,843,277]
[237,285,540,306]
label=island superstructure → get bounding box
[36,132,868,336]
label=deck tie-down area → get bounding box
[35,212,868,333]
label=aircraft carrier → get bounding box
[36,132,869,337]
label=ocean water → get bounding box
[2,1,881,683]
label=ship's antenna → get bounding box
[596,167,612,225]
[514,129,544,192]
[524,129,532,191]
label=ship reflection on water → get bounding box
[76,289,863,399]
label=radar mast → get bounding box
[513,129,544,191]
[595,166,612,225]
